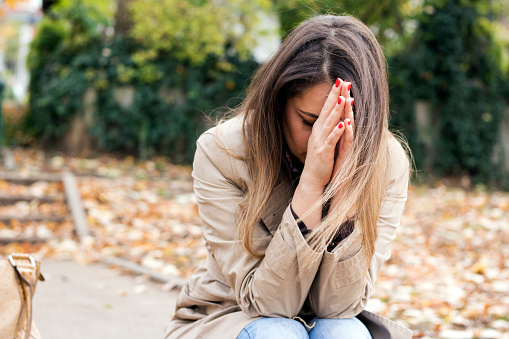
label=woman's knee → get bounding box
[309,317,371,339]
[237,318,308,339]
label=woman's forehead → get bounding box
[293,83,331,114]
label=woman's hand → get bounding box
[330,82,356,219]
[299,79,354,190]
[333,81,355,177]
[292,78,354,229]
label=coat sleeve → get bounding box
[192,131,324,318]
[307,139,410,318]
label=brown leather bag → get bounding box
[0,253,45,339]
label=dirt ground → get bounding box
[33,259,179,339]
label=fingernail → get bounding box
[338,96,342,105]
[347,83,351,91]
[351,98,354,106]
[345,118,351,126]
[335,78,340,88]
[338,122,344,129]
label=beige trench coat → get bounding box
[164,116,413,339]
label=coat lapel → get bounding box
[260,178,294,236]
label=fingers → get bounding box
[323,89,354,153]
[325,120,346,151]
[341,100,355,152]
[317,78,344,125]
[338,117,354,164]
[332,84,355,172]
[323,95,346,132]
[343,118,354,146]
[316,78,354,155]
[344,97,354,128]
[338,81,351,119]
[340,81,352,99]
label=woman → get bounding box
[164,14,412,339]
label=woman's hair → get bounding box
[220,15,410,272]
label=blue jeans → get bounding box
[237,317,372,339]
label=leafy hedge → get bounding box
[388,0,509,186]
[24,0,509,186]
[25,1,258,162]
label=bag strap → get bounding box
[9,254,44,339]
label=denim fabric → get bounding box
[237,317,372,339]
[309,317,371,339]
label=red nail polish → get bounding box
[351,99,354,106]
[348,120,351,126]
[338,97,342,105]
[338,122,344,129]
[348,83,351,91]
[335,78,340,88]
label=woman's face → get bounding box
[282,82,331,164]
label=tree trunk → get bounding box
[114,0,134,36]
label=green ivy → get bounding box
[24,0,509,185]
[388,0,509,187]
[25,1,258,163]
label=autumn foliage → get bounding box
[0,0,28,15]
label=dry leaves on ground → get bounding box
[1,147,508,338]
[367,185,509,338]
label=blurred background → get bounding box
[0,0,508,338]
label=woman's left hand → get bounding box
[331,82,356,218]
[333,82,355,175]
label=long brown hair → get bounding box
[219,15,410,271]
